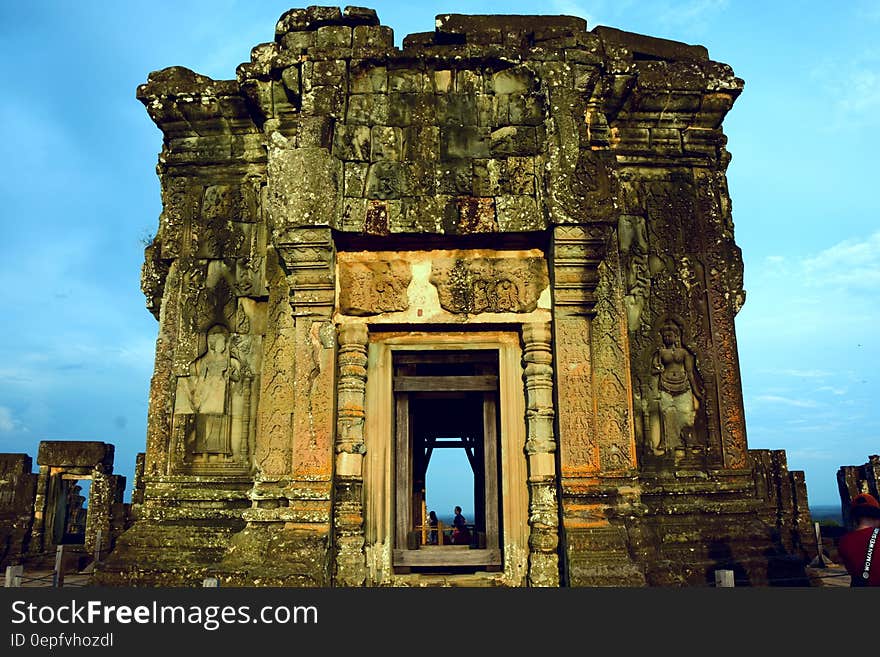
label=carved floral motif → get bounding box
[338,260,411,316]
[430,257,548,314]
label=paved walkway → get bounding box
[8,569,91,588]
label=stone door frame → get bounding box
[363,330,530,586]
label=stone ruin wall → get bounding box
[838,455,880,529]
[0,455,37,568]
[91,7,816,586]
[0,442,130,570]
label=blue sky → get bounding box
[0,1,876,508]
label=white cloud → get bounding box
[739,230,880,343]
[802,231,880,289]
[649,0,729,35]
[816,386,847,396]
[551,0,599,27]
[0,406,22,432]
[785,447,837,461]
[551,0,726,35]
[754,231,880,291]
[857,2,880,22]
[759,368,833,379]
[753,395,818,408]
[812,49,880,129]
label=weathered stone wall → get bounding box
[838,454,880,529]
[27,442,126,560]
[0,442,132,572]
[0,454,37,567]
[99,7,811,586]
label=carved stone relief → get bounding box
[338,260,411,316]
[183,260,238,334]
[172,323,258,471]
[618,214,650,331]
[194,185,252,259]
[591,241,637,472]
[641,316,706,461]
[430,257,548,314]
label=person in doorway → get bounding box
[839,492,880,586]
[451,506,471,545]
[428,510,439,545]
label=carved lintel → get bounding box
[338,261,411,316]
[430,257,548,315]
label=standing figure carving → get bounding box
[648,319,703,457]
[175,324,240,455]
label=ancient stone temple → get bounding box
[96,7,815,586]
[0,441,129,570]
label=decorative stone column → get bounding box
[276,226,337,524]
[521,322,560,587]
[332,323,368,586]
[550,224,605,477]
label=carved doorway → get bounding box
[392,350,501,571]
[364,331,529,585]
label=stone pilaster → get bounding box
[550,224,606,478]
[591,236,638,473]
[693,167,748,470]
[277,227,337,526]
[332,323,369,586]
[521,322,560,587]
[27,466,50,556]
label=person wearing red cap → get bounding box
[838,493,880,587]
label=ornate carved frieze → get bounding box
[591,238,637,472]
[338,260,411,316]
[554,317,599,475]
[254,249,295,479]
[551,225,609,477]
[430,257,548,314]
[693,168,747,469]
[618,214,650,332]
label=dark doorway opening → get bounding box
[51,477,90,545]
[393,350,501,571]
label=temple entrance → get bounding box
[364,331,529,584]
[49,476,90,545]
[392,350,502,571]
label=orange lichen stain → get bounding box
[560,467,601,479]
[284,523,330,534]
[564,503,606,513]
[563,520,610,529]
[294,465,333,478]
[562,476,601,494]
